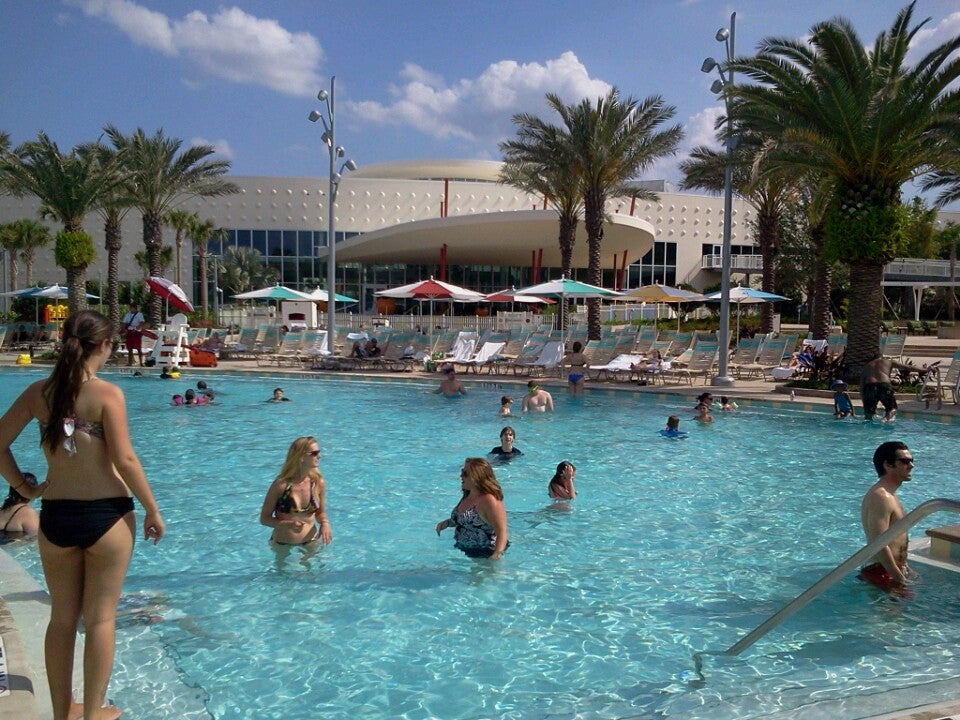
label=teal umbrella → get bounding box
[512,276,621,338]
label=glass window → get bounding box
[235,229,251,249]
[252,230,267,254]
[298,231,314,257]
[282,230,298,256]
[267,230,282,256]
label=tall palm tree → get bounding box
[165,208,198,290]
[187,218,226,318]
[78,142,133,331]
[728,2,960,372]
[500,124,582,279]
[550,89,683,339]
[103,125,238,325]
[679,137,793,333]
[1,132,121,311]
[0,218,52,288]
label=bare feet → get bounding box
[67,700,123,720]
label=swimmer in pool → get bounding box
[435,457,508,560]
[659,415,688,438]
[432,365,467,396]
[499,395,513,416]
[522,381,554,413]
[259,436,332,546]
[859,441,914,595]
[489,426,522,459]
[548,460,577,500]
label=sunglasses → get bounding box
[305,450,321,458]
[894,457,914,465]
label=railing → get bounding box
[725,498,960,656]
[883,258,957,279]
[701,254,764,271]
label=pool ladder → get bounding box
[726,497,960,656]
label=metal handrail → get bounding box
[726,498,960,656]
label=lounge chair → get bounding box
[632,326,658,354]
[443,331,478,364]
[727,337,763,374]
[588,353,644,382]
[917,349,960,407]
[509,340,564,376]
[730,337,791,379]
[257,330,305,367]
[663,343,719,385]
[457,340,506,373]
[879,333,905,360]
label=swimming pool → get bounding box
[3,369,960,719]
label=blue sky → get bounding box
[1,0,959,199]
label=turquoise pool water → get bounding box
[3,369,960,719]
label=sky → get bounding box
[1,0,959,201]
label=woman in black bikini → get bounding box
[259,436,333,546]
[0,482,39,538]
[0,310,165,720]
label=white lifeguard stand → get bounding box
[148,313,191,368]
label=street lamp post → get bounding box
[309,76,358,355]
[702,12,737,387]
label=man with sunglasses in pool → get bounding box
[859,441,915,594]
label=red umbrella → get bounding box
[146,277,194,314]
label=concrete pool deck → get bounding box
[2,348,960,720]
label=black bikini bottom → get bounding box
[40,497,134,549]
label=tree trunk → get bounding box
[175,231,183,289]
[809,259,833,340]
[143,212,163,325]
[66,266,87,315]
[584,195,604,341]
[756,206,779,334]
[104,212,122,333]
[845,260,884,380]
[23,252,34,287]
[7,251,18,293]
[558,214,577,279]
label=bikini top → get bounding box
[275,479,319,515]
[41,416,106,456]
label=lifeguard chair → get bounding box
[148,313,191,368]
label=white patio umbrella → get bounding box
[705,286,789,339]
[2,284,99,325]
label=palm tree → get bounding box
[728,2,960,372]
[219,246,279,298]
[679,137,793,333]
[549,89,683,339]
[77,142,132,331]
[165,208,198,290]
[500,124,582,279]
[187,218,226,318]
[1,132,121,311]
[103,126,238,325]
[134,246,173,276]
[0,218,52,288]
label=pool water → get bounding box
[4,369,960,720]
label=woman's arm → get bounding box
[478,495,508,560]
[259,480,289,529]
[314,477,332,544]
[0,383,47,500]
[101,384,164,543]
[435,516,453,535]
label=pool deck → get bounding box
[2,347,960,720]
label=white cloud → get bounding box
[72,1,323,97]
[191,137,234,161]
[347,51,612,148]
[909,11,960,59]
[684,106,724,151]
[72,0,174,54]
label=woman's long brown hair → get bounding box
[41,310,113,452]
